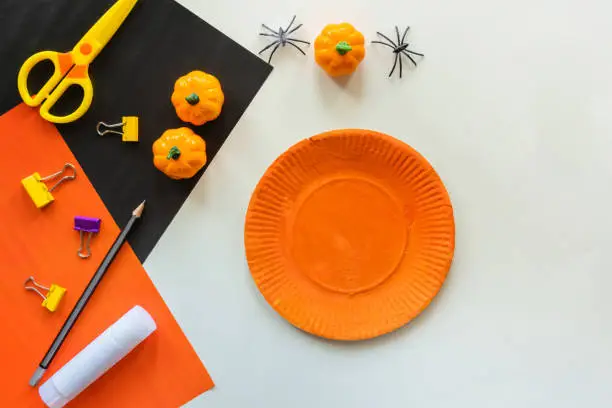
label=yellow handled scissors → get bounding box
[17,0,138,124]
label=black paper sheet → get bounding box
[0,0,272,261]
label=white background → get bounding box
[144,0,612,406]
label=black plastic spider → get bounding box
[372,26,424,78]
[258,16,310,64]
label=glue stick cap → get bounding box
[39,306,156,408]
[39,382,64,408]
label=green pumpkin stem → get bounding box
[335,41,352,55]
[167,146,181,160]
[185,92,200,105]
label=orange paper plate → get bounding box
[245,129,455,340]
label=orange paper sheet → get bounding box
[0,104,214,407]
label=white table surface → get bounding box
[144,0,612,406]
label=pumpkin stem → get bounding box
[167,146,181,160]
[335,41,352,55]
[185,92,200,105]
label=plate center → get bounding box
[291,176,407,295]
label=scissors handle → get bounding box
[17,51,94,124]
[17,51,69,106]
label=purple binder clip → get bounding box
[74,216,101,259]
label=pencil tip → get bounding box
[29,366,46,387]
[133,200,146,217]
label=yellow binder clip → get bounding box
[21,163,77,209]
[24,276,66,312]
[97,116,139,142]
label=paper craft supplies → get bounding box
[30,202,145,387]
[1,103,214,407]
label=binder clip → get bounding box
[74,216,101,259]
[24,276,66,312]
[21,163,77,208]
[97,117,139,142]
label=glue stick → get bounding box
[38,306,157,408]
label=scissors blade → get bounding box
[74,0,138,63]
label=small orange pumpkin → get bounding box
[153,127,207,180]
[171,71,224,126]
[314,23,365,77]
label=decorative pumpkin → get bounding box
[171,71,224,126]
[314,23,365,77]
[153,127,207,180]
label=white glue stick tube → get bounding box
[39,306,157,408]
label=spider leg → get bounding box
[258,40,280,55]
[286,40,307,56]
[389,52,399,77]
[399,51,404,78]
[404,49,424,57]
[401,26,410,44]
[261,24,278,35]
[401,51,418,66]
[395,26,401,46]
[376,31,398,48]
[284,15,296,33]
[259,33,280,38]
[286,37,310,45]
[267,42,281,63]
[286,23,303,36]
[371,40,395,50]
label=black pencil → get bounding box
[29,200,146,387]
